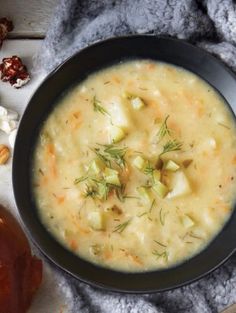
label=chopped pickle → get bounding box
[88,211,105,230]
[110,125,126,143]
[130,97,145,110]
[153,181,169,198]
[153,170,161,183]
[182,215,195,228]
[104,167,120,186]
[89,158,105,175]
[133,155,146,170]
[163,160,180,171]
[137,186,152,203]
[167,171,192,199]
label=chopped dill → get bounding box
[115,183,126,202]
[138,211,148,217]
[96,144,127,169]
[149,199,156,213]
[159,208,168,226]
[92,96,109,116]
[143,161,155,176]
[84,184,98,199]
[217,122,230,129]
[152,250,168,261]
[159,139,183,156]
[154,240,167,248]
[157,115,171,142]
[189,232,203,240]
[74,176,88,184]
[113,219,131,234]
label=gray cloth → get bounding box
[36,1,236,312]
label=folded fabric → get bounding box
[35,1,236,312]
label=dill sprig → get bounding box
[152,250,168,261]
[74,176,88,184]
[96,144,127,169]
[84,184,98,199]
[159,208,168,226]
[157,115,171,142]
[143,161,155,176]
[149,199,156,213]
[154,240,167,248]
[159,139,183,156]
[115,183,126,202]
[113,219,131,233]
[92,96,109,116]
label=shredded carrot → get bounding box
[130,254,143,266]
[73,111,80,119]
[69,239,78,251]
[53,194,65,204]
[146,63,155,70]
[232,155,236,165]
[47,143,55,155]
[112,76,120,84]
[103,248,112,260]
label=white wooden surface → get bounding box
[0,40,46,209]
[1,0,57,38]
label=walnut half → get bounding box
[0,144,10,164]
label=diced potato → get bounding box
[167,171,192,199]
[130,97,145,110]
[181,215,195,228]
[163,160,180,172]
[88,211,105,230]
[104,167,120,186]
[153,181,169,198]
[153,170,161,183]
[109,125,126,143]
[89,158,104,175]
[133,156,146,170]
[108,97,131,130]
[137,186,152,203]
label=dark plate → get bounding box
[13,35,236,293]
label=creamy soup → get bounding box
[32,60,236,272]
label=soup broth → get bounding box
[32,60,236,272]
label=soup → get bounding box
[32,60,236,272]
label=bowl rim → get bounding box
[13,34,236,293]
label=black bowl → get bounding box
[13,35,236,293]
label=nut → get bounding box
[0,144,10,164]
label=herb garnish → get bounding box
[84,184,98,199]
[152,250,168,261]
[113,219,131,233]
[74,176,88,184]
[143,161,155,176]
[94,144,127,169]
[154,240,167,248]
[159,208,168,226]
[92,96,109,116]
[159,139,183,156]
[149,199,156,213]
[217,122,230,130]
[157,115,171,142]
